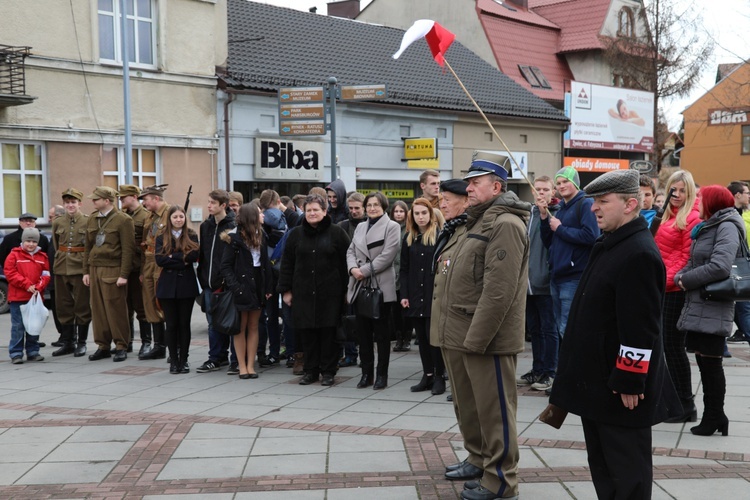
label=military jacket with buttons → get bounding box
[52,212,89,275]
[143,202,169,260]
[125,204,150,272]
[82,207,135,278]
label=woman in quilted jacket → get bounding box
[675,186,744,436]
[654,170,701,423]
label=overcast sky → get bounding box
[253,0,748,131]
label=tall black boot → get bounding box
[691,356,729,436]
[74,324,89,357]
[52,325,76,356]
[140,322,166,360]
[127,317,135,353]
[138,320,152,356]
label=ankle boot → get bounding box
[138,320,152,356]
[52,325,76,356]
[664,396,698,423]
[691,356,729,436]
[292,352,305,375]
[74,324,89,357]
[431,375,446,395]
[357,371,374,388]
[51,333,65,348]
[410,374,434,392]
[373,375,388,390]
[140,323,166,359]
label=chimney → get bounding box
[327,0,361,19]
[309,6,317,13]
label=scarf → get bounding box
[432,213,468,273]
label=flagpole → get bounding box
[442,58,539,199]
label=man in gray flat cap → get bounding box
[550,169,680,499]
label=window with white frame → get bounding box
[102,146,159,190]
[98,0,157,67]
[1,142,46,223]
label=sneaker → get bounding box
[267,355,280,366]
[196,360,220,373]
[531,376,553,391]
[27,354,45,362]
[226,362,239,376]
[218,359,230,367]
[727,331,746,343]
[286,356,294,368]
[11,357,23,365]
[516,371,538,385]
[257,353,269,367]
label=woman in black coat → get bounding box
[277,194,350,387]
[220,202,273,379]
[400,198,445,394]
[155,205,200,374]
[675,185,745,436]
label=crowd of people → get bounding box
[2,161,749,500]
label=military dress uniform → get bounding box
[138,185,169,360]
[83,187,135,360]
[118,184,151,355]
[51,188,92,357]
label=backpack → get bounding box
[269,228,291,272]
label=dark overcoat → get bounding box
[154,231,200,300]
[277,216,350,329]
[550,216,681,427]
[399,233,436,318]
[220,229,273,311]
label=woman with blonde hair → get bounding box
[400,198,446,394]
[654,170,701,422]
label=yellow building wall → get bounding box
[681,64,750,186]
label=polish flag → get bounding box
[392,19,456,66]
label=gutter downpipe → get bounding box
[223,89,236,190]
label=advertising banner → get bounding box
[567,81,654,152]
[564,157,629,173]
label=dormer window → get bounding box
[519,65,552,89]
[618,7,635,38]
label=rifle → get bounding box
[184,185,193,212]
[649,187,676,236]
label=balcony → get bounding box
[0,45,35,107]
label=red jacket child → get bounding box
[4,246,50,303]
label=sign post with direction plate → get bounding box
[278,86,326,137]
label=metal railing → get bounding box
[0,45,31,96]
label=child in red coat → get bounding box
[3,228,50,363]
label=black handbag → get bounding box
[356,262,384,320]
[700,225,750,302]
[210,289,241,335]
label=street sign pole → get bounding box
[327,76,337,182]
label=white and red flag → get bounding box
[392,19,456,66]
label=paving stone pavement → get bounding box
[0,309,748,499]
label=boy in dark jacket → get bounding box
[4,228,51,363]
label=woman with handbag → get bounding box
[278,193,350,386]
[347,192,401,389]
[675,185,745,436]
[155,206,200,374]
[400,198,446,394]
[653,170,701,422]
[390,200,411,352]
[220,202,273,379]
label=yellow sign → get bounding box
[357,189,415,199]
[407,157,439,169]
[404,138,437,160]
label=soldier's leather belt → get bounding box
[60,246,85,253]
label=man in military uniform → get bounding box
[118,185,151,355]
[433,152,530,500]
[50,189,92,357]
[82,186,135,362]
[137,185,169,361]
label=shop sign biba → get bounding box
[254,139,325,181]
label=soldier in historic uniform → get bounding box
[137,185,170,360]
[50,188,92,357]
[82,186,135,362]
[118,185,151,355]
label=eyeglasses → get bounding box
[365,203,381,208]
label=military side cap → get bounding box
[19,212,38,220]
[441,179,468,196]
[584,169,640,198]
[464,151,510,181]
[87,186,117,201]
[138,184,168,199]
[118,184,141,198]
[61,188,84,201]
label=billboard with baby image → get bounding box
[566,81,654,152]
